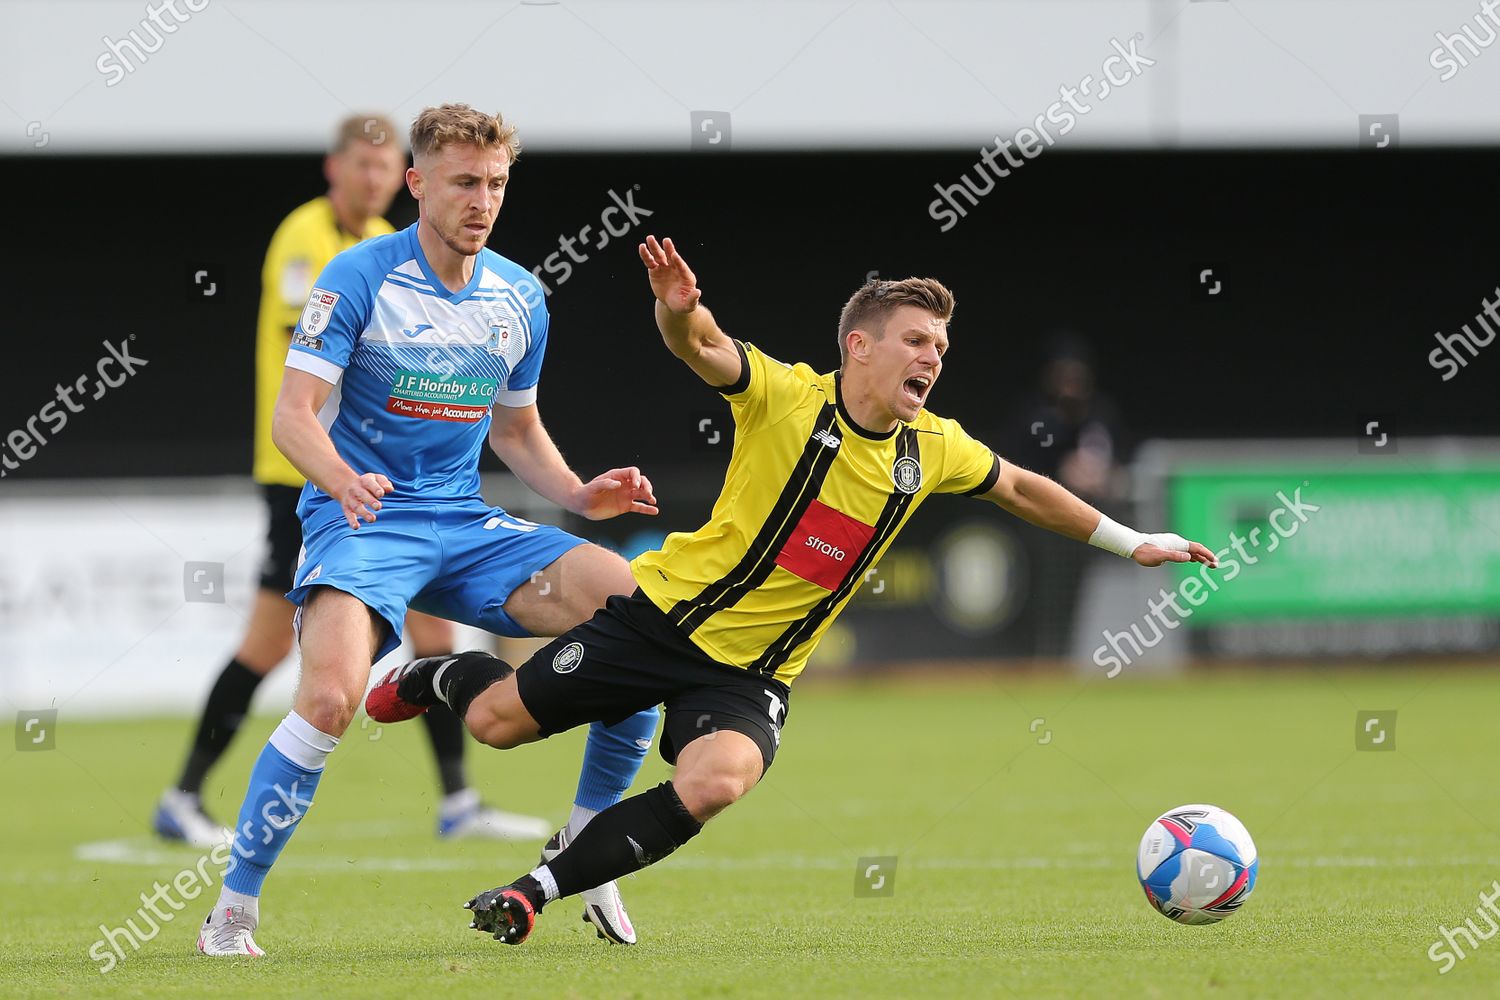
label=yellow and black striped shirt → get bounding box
[253,197,395,486]
[632,341,1000,686]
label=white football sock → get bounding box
[529,864,561,903]
[266,711,339,771]
[566,804,600,839]
[213,886,261,920]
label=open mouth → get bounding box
[903,373,932,406]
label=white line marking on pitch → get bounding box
[67,835,1500,876]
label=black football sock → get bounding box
[432,652,514,721]
[539,781,704,902]
[176,658,264,794]
[420,705,469,796]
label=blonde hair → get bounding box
[408,103,520,163]
[332,113,401,152]
[837,277,955,364]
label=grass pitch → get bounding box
[4,665,1499,998]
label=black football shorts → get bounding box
[259,484,305,593]
[515,591,792,773]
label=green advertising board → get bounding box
[1167,466,1500,622]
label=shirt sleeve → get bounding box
[284,251,374,385]
[935,416,1002,496]
[719,340,807,433]
[261,221,315,333]
[495,296,548,408]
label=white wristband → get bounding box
[1088,515,1146,557]
[1089,515,1192,559]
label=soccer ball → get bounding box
[1137,804,1258,925]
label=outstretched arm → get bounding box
[984,460,1218,568]
[638,235,743,388]
[488,403,657,521]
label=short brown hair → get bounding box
[837,277,955,364]
[408,103,521,163]
[332,114,401,153]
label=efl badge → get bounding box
[300,288,339,337]
[892,456,922,495]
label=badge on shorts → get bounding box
[892,456,922,494]
[552,641,584,674]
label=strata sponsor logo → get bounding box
[805,536,848,562]
[776,499,876,590]
[552,641,584,674]
[385,368,497,423]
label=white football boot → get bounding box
[540,826,637,944]
[153,789,233,850]
[438,789,551,840]
[196,903,264,957]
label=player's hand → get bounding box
[639,235,702,314]
[572,467,659,521]
[1131,536,1218,569]
[336,472,394,529]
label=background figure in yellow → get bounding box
[154,114,547,846]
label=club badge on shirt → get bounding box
[892,456,922,494]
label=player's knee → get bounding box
[462,692,531,749]
[465,710,527,750]
[298,685,361,737]
[675,768,754,821]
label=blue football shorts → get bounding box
[286,496,587,661]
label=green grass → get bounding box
[5,665,1500,998]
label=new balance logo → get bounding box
[811,428,840,450]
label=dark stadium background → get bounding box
[6,147,1495,492]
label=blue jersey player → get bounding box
[198,105,659,955]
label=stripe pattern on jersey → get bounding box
[668,402,842,634]
[751,425,920,676]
